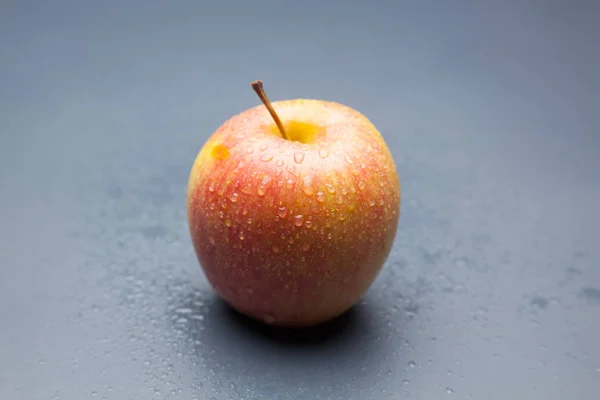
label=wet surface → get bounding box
[1,1,599,399]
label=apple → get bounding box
[187,80,400,328]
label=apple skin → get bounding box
[187,99,400,328]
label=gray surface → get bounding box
[1,1,599,399]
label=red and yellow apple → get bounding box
[187,81,400,328]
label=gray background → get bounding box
[1,1,599,399]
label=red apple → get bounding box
[187,81,400,328]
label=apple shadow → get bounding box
[216,296,363,347]
[168,286,407,397]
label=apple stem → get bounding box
[251,80,289,140]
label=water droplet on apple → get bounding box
[344,155,353,164]
[339,214,346,221]
[294,215,304,226]
[272,245,280,253]
[259,153,273,162]
[275,169,283,177]
[264,314,276,324]
[241,183,252,194]
[209,182,216,192]
[239,230,245,240]
[259,143,268,151]
[286,178,296,189]
[379,199,384,206]
[286,164,297,175]
[294,152,305,164]
[327,232,333,240]
[358,181,366,190]
[336,196,344,204]
[218,210,225,219]
[316,191,325,202]
[325,184,335,194]
[257,175,272,196]
[245,146,254,154]
[302,175,314,196]
[368,199,376,207]
[276,159,284,167]
[229,192,239,203]
[209,203,216,210]
[318,148,330,158]
[303,243,310,251]
[225,218,232,227]
[305,220,313,228]
[278,206,287,218]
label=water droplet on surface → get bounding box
[325,184,335,194]
[368,199,376,207]
[316,191,325,202]
[286,164,297,175]
[276,159,284,167]
[327,232,332,240]
[278,206,288,218]
[246,146,254,154]
[209,182,216,192]
[175,307,193,314]
[259,153,273,162]
[408,360,416,368]
[403,379,410,385]
[358,181,366,190]
[190,314,204,321]
[218,210,225,219]
[305,220,313,228]
[446,387,454,394]
[225,218,232,227]
[294,152,305,164]
[259,143,268,151]
[229,192,239,203]
[339,213,346,221]
[239,231,245,240]
[264,314,276,324]
[344,154,353,164]
[318,148,330,158]
[303,243,310,251]
[294,215,304,226]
